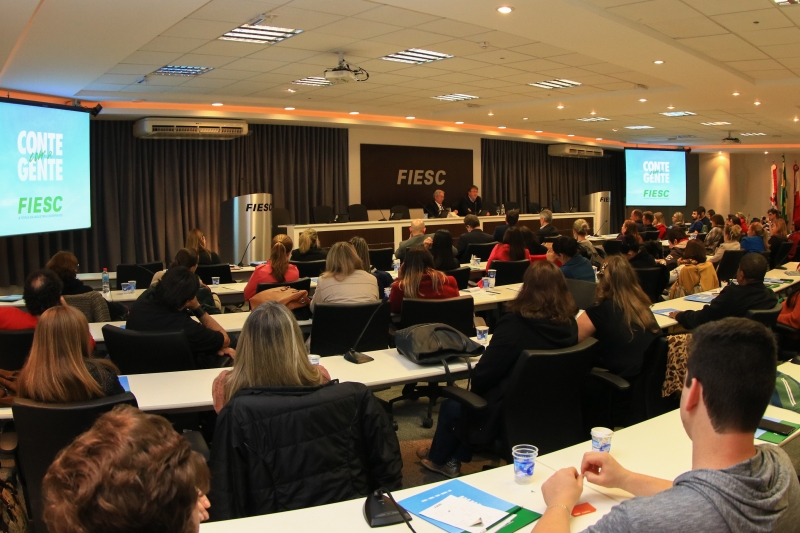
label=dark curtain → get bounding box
[481,138,625,232]
[1,122,348,286]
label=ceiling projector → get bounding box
[324,53,369,84]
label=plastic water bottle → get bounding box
[101,268,110,294]
[500,203,505,215]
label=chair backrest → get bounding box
[310,301,390,356]
[312,205,334,224]
[566,279,597,310]
[465,242,498,262]
[389,205,410,219]
[444,267,470,290]
[774,240,793,267]
[759,250,771,265]
[400,296,475,337]
[528,202,542,214]
[102,326,196,374]
[13,392,138,529]
[643,230,660,241]
[635,336,675,422]
[501,339,597,456]
[138,261,163,274]
[195,264,233,285]
[115,263,156,290]
[491,260,530,286]
[635,266,669,305]
[256,277,312,295]
[504,201,520,211]
[715,250,747,282]
[695,233,707,242]
[369,248,394,271]
[0,329,34,370]
[63,292,111,323]
[543,235,559,243]
[745,302,782,329]
[347,204,369,222]
[290,260,327,278]
[272,207,291,228]
[552,199,563,213]
[601,239,622,256]
[482,201,497,216]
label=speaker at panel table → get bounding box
[625,148,687,206]
[0,99,91,238]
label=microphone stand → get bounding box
[238,236,256,267]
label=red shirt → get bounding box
[656,223,667,240]
[389,274,460,314]
[0,307,38,330]
[243,262,300,301]
[485,244,531,271]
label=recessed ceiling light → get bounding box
[795,117,799,122]
[293,76,332,87]
[284,107,295,110]
[522,117,528,120]
[666,106,675,110]
[154,65,213,76]
[488,112,494,116]
[701,121,731,126]
[765,151,769,154]
[732,92,740,96]
[211,102,223,106]
[287,88,296,93]
[219,22,303,44]
[535,130,543,133]
[590,111,596,115]
[596,138,603,140]
[653,60,664,64]
[498,126,506,129]
[639,98,647,102]
[497,6,514,14]
[740,132,767,136]
[567,134,574,137]
[433,93,479,101]
[381,48,453,64]
[529,79,581,89]
[577,117,610,122]
[406,116,415,119]
[349,111,359,115]
[775,1,798,6]
[754,101,761,105]
[455,121,464,124]
[660,111,696,117]
[612,128,618,131]
[557,104,564,109]
[625,125,654,129]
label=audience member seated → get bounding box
[578,256,660,378]
[708,224,742,264]
[209,301,401,520]
[547,236,595,282]
[672,253,777,329]
[665,228,689,267]
[243,234,299,302]
[616,220,643,243]
[486,226,531,271]
[670,211,685,229]
[418,261,578,478]
[737,211,749,233]
[653,211,667,239]
[389,247,459,314]
[630,209,645,233]
[310,242,378,312]
[350,236,393,299]
[42,405,211,533]
[668,240,719,299]
[0,269,63,331]
[741,221,768,253]
[127,267,234,368]
[47,251,127,320]
[768,218,788,266]
[152,248,221,315]
[456,215,495,262]
[520,226,548,256]
[573,219,602,267]
[704,214,725,253]
[787,220,800,261]
[395,219,427,261]
[778,289,800,330]
[535,318,800,533]
[186,228,221,265]
[429,229,460,271]
[17,306,124,401]
[641,211,656,233]
[290,228,327,262]
[620,236,655,269]
[687,206,709,233]
[493,209,521,242]
[534,209,559,241]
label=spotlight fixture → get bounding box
[287,88,296,93]
[639,98,647,102]
[653,60,664,64]
[455,121,464,124]
[567,134,574,137]
[284,107,295,110]
[732,92,740,96]
[212,102,223,106]
[765,151,769,154]
[89,104,102,117]
[590,111,596,115]
[754,101,761,105]
[349,111,359,115]
[522,117,528,120]
[794,117,799,122]
[497,6,514,14]
[488,112,494,116]
[535,130,543,133]
[666,106,675,110]
[557,104,564,109]
[596,138,603,140]
[498,126,506,129]
[406,116,415,119]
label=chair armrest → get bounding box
[775,323,800,337]
[440,386,487,410]
[590,368,630,391]
[473,316,486,328]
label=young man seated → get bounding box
[0,269,64,330]
[534,317,800,532]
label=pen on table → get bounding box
[485,290,501,295]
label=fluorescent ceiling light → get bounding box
[349,111,359,115]
[498,126,506,129]
[529,79,581,89]
[211,102,223,106]
[406,116,415,119]
[577,117,610,122]
[432,94,479,101]
[700,121,731,126]
[154,65,212,76]
[660,111,696,117]
[740,132,767,136]
[567,134,574,137]
[638,98,647,102]
[625,126,654,130]
[775,1,797,5]
[455,121,464,124]
[653,60,664,64]
[219,24,302,44]
[381,48,453,64]
[284,107,295,110]
[292,77,331,87]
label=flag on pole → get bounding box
[793,161,800,226]
[771,162,778,207]
[781,155,788,219]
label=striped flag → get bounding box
[782,155,788,219]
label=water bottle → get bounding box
[101,268,110,294]
[501,203,505,215]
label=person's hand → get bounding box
[541,467,583,510]
[423,237,433,248]
[186,297,201,310]
[546,248,557,262]
[217,347,235,358]
[196,492,210,522]
[667,312,679,319]
[581,452,629,489]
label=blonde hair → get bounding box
[224,301,324,403]
[749,221,769,248]
[654,212,665,225]
[725,224,742,241]
[596,256,659,336]
[270,234,293,282]
[321,242,362,280]
[672,212,684,225]
[298,229,320,254]
[185,228,212,262]
[772,218,788,239]
[572,219,589,237]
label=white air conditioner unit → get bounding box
[547,144,603,158]
[133,118,248,140]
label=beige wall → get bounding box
[730,151,800,221]
[698,153,731,216]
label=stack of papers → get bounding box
[684,293,717,303]
[421,495,508,533]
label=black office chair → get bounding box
[715,250,746,282]
[313,205,334,224]
[602,239,622,256]
[695,233,707,242]
[482,201,497,216]
[491,260,530,286]
[759,251,771,266]
[0,329,34,370]
[348,204,369,222]
[635,266,669,305]
[138,261,163,274]
[566,279,597,310]
[504,201,520,212]
[465,242,498,262]
[256,277,312,295]
[528,202,542,214]
[290,260,327,278]
[102,326,197,374]
[116,263,156,290]
[745,302,782,329]
[552,199,563,213]
[389,205,410,220]
[643,231,660,241]
[13,392,139,530]
[774,241,793,268]
[195,264,234,285]
[309,301,390,357]
[272,207,291,231]
[444,266,470,290]
[544,235,560,244]
[369,248,394,271]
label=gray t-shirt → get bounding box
[584,445,800,533]
[310,270,378,312]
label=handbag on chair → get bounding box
[249,286,310,310]
[394,324,484,364]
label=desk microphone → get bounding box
[238,236,256,267]
[343,300,388,364]
[594,219,608,237]
[378,206,388,222]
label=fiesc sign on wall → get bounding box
[360,144,473,210]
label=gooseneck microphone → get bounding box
[378,206,388,221]
[238,236,256,267]
[343,300,388,364]
[594,220,608,237]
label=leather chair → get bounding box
[491,260,530,286]
[643,231,660,241]
[256,277,312,295]
[566,279,597,310]
[465,242,498,262]
[102,326,197,374]
[348,204,369,222]
[115,263,156,290]
[504,201,520,212]
[745,302,782,329]
[601,239,622,256]
[138,261,163,274]
[309,301,390,357]
[0,329,34,370]
[368,248,394,271]
[528,202,542,214]
[715,250,746,282]
[290,260,326,278]
[444,266,470,290]
[389,205,410,220]
[634,266,669,305]
[312,205,334,224]
[773,241,793,268]
[195,264,233,285]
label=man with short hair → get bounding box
[547,236,595,282]
[630,209,645,233]
[493,209,521,242]
[767,208,779,233]
[671,253,777,329]
[126,266,233,368]
[456,214,495,262]
[395,219,427,261]
[641,211,656,233]
[456,185,482,217]
[688,206,708,233]
[0,269,64,330]
[534,209,559,241]
[535,317,800,533]
[424,190,447,219]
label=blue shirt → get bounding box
[688,220,704,233]
[740,236,766,253]
[560,255,596,282]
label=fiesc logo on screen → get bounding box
[18,196,62,214]
[396,170,446,185]
[16,131,65,181]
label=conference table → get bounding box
[77,266,257,289]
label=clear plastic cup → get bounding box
[307,354,320,365]
[487,269,497,287]
[128,280,136,290]
[121,282,132,293]
[482,276,491,289]
[384,287,392,299]
[212,276,220,286]
[476,326,489,345]
[591,427,614,452]
[512,444,538,484]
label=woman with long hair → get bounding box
[310,242,378,312]
[668,240,719,298]
[653,212,667,239]
[671,212,685,229]
[741,221,767,253]
[291,228,327,262]
[769,218,788,267]
[185,228,221,265]
[708,224,742,264]
[350,236,393,298]
[243,235,299,302]
[388,247,459,314]
[617,220,643,243]
[577,256,661,378]
[212,301,330,413]
[418,261,578,478]
[519,226,548,256]
[429,230,460,272]
[46,251,92,295]
[17,306,124,402]
[704,214,726,253]
[485,226,531,270]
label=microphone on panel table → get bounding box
[238,236,256,267]
[378,206,388,222]
[343,300,389,364]
[593,220,608,237]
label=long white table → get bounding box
[77,266,257,289]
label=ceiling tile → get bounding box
[187,0,283,24]
[121,51,184,66]
[581,62,631,74]
[394,78,451,89]
[505,58,566,72]
[610,0,702,23]
[778,56,800,68]
[161,19,238,39]
[209,80,274,95]
[535,67,595,79]
[463,64,525,78]
[246,46,321,62]
[166,86,213,94]
[80,83,127,92]
[390,65,454,79]
[726,58,785,71]
[711,8,793,33]
[464,49,532,63]
[703,46,768,62]
[107,64,162,75]
[172,53,239,69]
[92,74,143,85]
[180,77,238,88]
[139,36,208,54]
[413,19,489,38]
[144,75,191,86]
[462,78,519,89]
[278,32,359,52]
[678,33,753,51]
[259,62,313,76]
[433,57,492,72]
[245,70,298,83]
[366,85,418,95]
[508,42,573,58]
[189,40,269,57]
[427,72,477,84]
[338,40,411,59]
[593,81,638,90]
[198,68,258,80]
[314,19,403,40]
[758,44,800,59]
[371,29,453,48]
[353,58,414,73]
[221,57,287,71]
[740,27,800,46]
[427,39,497,57]
[747,69,797,80]
[548,53,604,67]
[354,5,440,27]
[285,0,376,17]
[259,6,344,30]
[646,17,728,39]
[119,85,173,93]
[467,31,535,49]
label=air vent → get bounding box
[133,118,248,140]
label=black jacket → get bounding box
[61,277,94,295]
[456,196,482,216]
[676,282,778,330]
[209,381,402,521]
[493,223,517,243]
[456,229,495,262]
[424,202,447,219]
[535,223,560,241]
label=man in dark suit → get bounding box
[642,211,657,233]
[424,190,447,219]
[456,214,495,262]
[535,209,559,241]
[630,208,645,233]
[492,209,520,242]
[456,185,482,217]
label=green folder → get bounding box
[755,420,800,444]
